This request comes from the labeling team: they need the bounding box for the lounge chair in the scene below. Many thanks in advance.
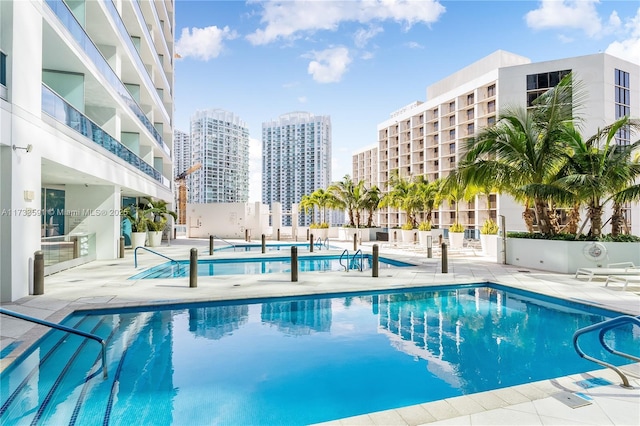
[574,262,639,282]
[604,275,640,291]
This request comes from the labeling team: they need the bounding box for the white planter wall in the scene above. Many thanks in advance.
[505,238,640,273]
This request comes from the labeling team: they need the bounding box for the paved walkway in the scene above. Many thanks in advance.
[1,237,639,425]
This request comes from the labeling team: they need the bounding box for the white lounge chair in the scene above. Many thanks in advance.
[574,262,639,282]
[605,275,640,291]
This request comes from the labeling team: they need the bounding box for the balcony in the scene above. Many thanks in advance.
[45,0,170,156]
[42,84,169,187]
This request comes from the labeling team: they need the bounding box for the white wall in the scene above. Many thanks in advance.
[187,202,270,239]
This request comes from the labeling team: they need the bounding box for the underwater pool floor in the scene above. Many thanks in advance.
[1,238,639,425]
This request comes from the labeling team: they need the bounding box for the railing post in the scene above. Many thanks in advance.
[277,228,280,241]
[353,233,357,251]
[309,233,314,252]
[291,246,298,282]
[209,235,214,256]
[262,234,266,253]
[427,235,433,258]
[441,242,448,273]
[189,248,198,288]
[306,228,309,240]
[119,236,125,258]
[245,229,249,242]
[33,250,44,295]
[372,244,379,278]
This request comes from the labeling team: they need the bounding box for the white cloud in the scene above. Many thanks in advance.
[361,51,375,60]
[248,137,262,202]
[307,47,352,83]
[298,96,308,103]
[354,25,383,48]
[176,26,238,61]
[405,41,424,49]
[525,0,603,38]
[605,7,640,63]
[246,0,445,45]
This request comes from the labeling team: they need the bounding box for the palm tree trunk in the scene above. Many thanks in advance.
[565,203,580,234]
[587,202,603,237]
[522,207,535,233]
[534,198,555,236]
[610,202,623,237]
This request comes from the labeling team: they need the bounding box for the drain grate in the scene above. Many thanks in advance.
[551,391,592,408]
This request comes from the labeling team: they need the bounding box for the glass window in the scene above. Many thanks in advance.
[0,51,6,86]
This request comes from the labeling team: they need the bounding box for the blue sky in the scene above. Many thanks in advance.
[173,0,640,202]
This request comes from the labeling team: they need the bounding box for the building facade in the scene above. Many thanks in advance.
[189,109,249,204]
[0,0,175,301]
[365,51,639,235]
[262,112,332,226]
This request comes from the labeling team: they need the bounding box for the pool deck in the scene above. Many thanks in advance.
[1,237,639,425]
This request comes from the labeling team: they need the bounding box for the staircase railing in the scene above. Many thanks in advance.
[339,249,349,271]
[134,246,180,273]
[0,308,108,379]
[573,315,640,388]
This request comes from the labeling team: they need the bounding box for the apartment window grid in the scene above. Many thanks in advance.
[614,68,631,145]
[526,69,571,107]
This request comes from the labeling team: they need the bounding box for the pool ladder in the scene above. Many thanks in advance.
[339,249,364,272]
[0,308,108,379]
[315,237,329,250]
[134,246,181,274]
[573,315,640,388]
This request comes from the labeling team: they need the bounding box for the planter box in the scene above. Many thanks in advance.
[131,232,146,249]
[418,230,433,246]
[448,232,464,249]
[147,231,162,247]
[480,234,498,258]
[505,238,640,273]
[402,229,416,244]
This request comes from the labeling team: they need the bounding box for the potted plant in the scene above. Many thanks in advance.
[310,222,329,240]
[448,222,465,249]
[142,198,177,247]
[479,218,499,257]
[401,222,416,244]
[418,221,432,246]
[122,205,148,249]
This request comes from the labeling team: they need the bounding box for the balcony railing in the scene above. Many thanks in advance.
[45,0,170,155]
[105,0,170,120]
[42,84,169,187]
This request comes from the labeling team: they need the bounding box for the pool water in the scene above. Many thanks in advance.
[129,254,412,279]
[1,285,637,425]
[216,242,340,252]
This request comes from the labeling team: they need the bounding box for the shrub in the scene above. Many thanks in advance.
[449,222,465,233]
[418,221,432,231]
[506,232,640,242]
[310,222,329,229]
[480,219,499,235]
[401,223,414,230]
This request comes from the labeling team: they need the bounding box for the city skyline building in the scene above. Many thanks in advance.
[0,0,176,302]
[188,109,250,204]
[262,111,332,227]
[356,50,639,236]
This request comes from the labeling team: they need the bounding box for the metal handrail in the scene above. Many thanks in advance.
[0,308,108,379]
[315,237,323,250]
[339,249,349,271]
[134,246,180,271]
[573,315,640,388]
[323,237,329,249]
[213,235,237,249]
[351,249,364,272]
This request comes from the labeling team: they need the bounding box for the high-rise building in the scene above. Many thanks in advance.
[173,129,191,182]
[262,112,332,226]
[189,109,249,203]
[0,0,175,302]
[362,51,639,235]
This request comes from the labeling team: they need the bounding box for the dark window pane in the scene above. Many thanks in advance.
[538,73,549,88]
[527,74,537,90]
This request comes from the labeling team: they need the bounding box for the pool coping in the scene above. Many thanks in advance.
[1,239,639,424]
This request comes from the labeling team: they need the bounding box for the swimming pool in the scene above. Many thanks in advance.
[129,254,412,279]
[216,242,340,252]
[1,284,637,425]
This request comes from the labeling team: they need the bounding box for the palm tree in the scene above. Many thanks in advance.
[362,185,381,227]
[328,175,358,226]
[414,176,441,225]
[440,172,477,229]
[459,73,582,236]
[558,116,640,237]
[379,172,423,228]
[300,189,334,225]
